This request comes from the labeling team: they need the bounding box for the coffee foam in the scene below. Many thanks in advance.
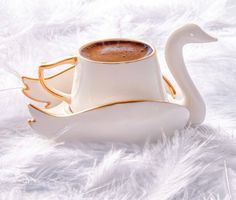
[80,40,152,62]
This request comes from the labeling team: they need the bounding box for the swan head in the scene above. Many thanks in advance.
[174,24,218,44]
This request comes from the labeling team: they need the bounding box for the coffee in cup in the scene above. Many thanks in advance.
[80,40,153,62]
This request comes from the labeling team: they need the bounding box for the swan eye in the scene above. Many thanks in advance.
[190,33,194,37]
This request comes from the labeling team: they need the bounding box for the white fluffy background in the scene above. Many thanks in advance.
[0,0,236,199]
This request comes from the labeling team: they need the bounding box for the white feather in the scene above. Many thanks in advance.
[0,0,236,199]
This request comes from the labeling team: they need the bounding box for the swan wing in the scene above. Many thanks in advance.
[22,66,75,108]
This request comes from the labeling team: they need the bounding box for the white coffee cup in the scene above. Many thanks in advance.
[38,38,167,112]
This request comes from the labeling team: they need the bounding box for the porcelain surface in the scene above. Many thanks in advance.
[28,101,189,142]
[21,24,218,142]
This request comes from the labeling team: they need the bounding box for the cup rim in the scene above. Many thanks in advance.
[78,38,156,64]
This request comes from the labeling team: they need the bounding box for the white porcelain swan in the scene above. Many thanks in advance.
[165,24,217,124]
[22,24,217,142]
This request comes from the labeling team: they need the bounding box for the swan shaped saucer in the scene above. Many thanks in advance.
[21,24,217,142]
[27,101,189,142]
[22,64,188,142]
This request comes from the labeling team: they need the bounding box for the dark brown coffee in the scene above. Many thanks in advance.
[80,40,152,62]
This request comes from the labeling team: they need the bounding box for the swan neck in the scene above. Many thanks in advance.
[165,33,206,124]
[165,39,197,98]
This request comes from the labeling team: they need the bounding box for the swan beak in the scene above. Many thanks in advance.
[202,32,218,42]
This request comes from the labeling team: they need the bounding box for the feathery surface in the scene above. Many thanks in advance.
[0,0,236,199]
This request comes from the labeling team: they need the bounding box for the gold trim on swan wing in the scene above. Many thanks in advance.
[27,118,36,125]
[162,75,176,99]
[22,65,75,81]
[21,56,77,108]
[38,56,77,104]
